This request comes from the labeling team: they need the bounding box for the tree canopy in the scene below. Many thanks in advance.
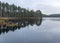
[0,1,42,18]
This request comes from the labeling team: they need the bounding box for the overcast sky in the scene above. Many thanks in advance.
[0,0,60,15]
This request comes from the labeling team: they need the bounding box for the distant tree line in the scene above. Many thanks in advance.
[43,14,60,17]
[0,1,42,18]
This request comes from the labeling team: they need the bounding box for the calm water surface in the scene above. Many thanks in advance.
[0,18,60,43]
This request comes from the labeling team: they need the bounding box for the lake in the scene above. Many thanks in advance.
[0,17,60,43]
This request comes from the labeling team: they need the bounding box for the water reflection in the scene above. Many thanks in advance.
[43,17,60,21]
[0,18,42,35]
[50,19,60,21]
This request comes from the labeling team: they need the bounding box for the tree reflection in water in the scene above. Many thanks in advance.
[0,18,42,35]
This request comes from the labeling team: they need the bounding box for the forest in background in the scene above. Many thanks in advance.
[43,14,60,17]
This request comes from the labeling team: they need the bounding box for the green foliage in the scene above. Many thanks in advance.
[0,1,42,18]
